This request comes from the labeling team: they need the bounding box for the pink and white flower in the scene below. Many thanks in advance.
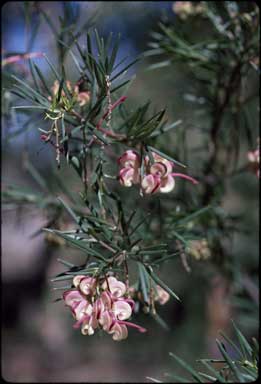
[109,322,128,341]
[119,167,140,187]
[78,276,96,295]
[102,276,127,298]
[141,174,161,194]
[118,150,141,187]
[118,150,198,195]
[154,285,170,305]
[63,275,146,341]
[112,300,132,320]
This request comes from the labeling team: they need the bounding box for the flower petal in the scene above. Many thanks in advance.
[118,150,140,168]
[99,310,113,332]
[154,285,170,305]
[119,167,135,187]
[141,174,161,194]
[112,300,132,320]
[160,175,175,193]
[109,322,128,341]
[104,276,127,298]
[79,276,96,295]
[63,289,85,307]
[73,275,86,288]
[150,162,168,177]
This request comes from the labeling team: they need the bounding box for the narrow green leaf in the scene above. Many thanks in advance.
[232,320,253,359]
[28,58,41,93]
[110,57,139,82]
[147,146,186,168]
[151,312,170,331]
[33,63,51,95]
[108,33,120,74]
[57,258,75,268]
[40,8,58,37]
[200,360,226,382]
[176,206,212,226]
[12,105,48,110]
[138,262,149,304]
[57,196,79,224]
[150,119,182,138]
[169,353,204,382]
[43,54,61,81]
[43,229,108,262]
[216,339,244,382]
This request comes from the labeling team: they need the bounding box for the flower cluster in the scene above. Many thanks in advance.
[247,138,260,178]
[186,239,211,261]
[49,80,90,107]
[63,275,146,341]
[118,150,198,195]
[172,1,206,20]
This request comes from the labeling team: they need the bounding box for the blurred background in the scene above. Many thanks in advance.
[2,1,259,382]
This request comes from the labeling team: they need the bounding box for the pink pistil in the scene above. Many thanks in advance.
[118,320,147,333]
[171,173,198,185]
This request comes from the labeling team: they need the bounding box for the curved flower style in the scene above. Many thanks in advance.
[63,275,146,341]
[118,150,198,195]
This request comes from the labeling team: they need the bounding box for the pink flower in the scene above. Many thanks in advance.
[73,300,92,321]
[118,150,140,169]
[63,275,146,341]
[112,300,132,320]
[78,276,96,295]
[109,322,128,341]
[119,167,140,187]
[81,312,99,335]
[141,174,161,194]
[63,289,92,321]
[159,174,176,193]
[99,310,113,332]
[149,154,173,176]
[119,150,198,195]
[77,91,90,106]
[102,276,127,298]
[100,290,113,310]
[63,289,85,308]
[73,275,86,288]
[154,285,170,305]
[118,150,141,187]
